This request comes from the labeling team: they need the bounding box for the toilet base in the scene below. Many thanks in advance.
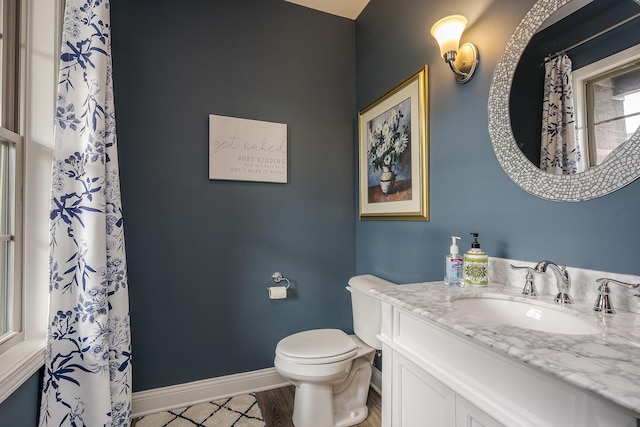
[332,356,372,427]
[290,355,373,427]
[292,382,335,427]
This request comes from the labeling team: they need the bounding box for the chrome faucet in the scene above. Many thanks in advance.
[593,278,640,314]
[534,260,573,304]
[510,264,539,297]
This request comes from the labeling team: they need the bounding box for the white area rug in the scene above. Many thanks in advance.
[134,393,265,427]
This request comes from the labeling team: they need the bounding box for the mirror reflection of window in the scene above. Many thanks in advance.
[574,51,640,166]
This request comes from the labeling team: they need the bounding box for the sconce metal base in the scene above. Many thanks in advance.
[448,43,479,84]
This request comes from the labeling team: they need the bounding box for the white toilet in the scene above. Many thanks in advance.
[274,274,394,427]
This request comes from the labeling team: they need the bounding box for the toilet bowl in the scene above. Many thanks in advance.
[273,274,395,427]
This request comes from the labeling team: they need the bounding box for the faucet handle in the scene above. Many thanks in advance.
[593,278,640,314]
[510,264,540,297]
[596,277,640,289]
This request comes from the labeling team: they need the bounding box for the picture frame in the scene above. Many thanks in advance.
[358,66,429,220]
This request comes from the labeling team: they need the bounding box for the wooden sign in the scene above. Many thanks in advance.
[209,114,287,183]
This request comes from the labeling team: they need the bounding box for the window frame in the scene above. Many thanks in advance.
[0,0,24,356]
[573,44,640,167]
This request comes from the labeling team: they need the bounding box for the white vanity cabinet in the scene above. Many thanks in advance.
[390,350,455,427]
[378,300,638,427]
[389,349,501,427]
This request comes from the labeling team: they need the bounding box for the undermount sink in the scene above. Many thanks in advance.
[445,296,601,335]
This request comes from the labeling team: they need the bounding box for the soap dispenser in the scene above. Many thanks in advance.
[463,233,488,286]
[444,236,464,287]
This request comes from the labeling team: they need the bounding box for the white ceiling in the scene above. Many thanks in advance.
[284,0,370,20]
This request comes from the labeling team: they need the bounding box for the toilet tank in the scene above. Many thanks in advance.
[347,274,397,350]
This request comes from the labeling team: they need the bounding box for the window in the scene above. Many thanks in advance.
[0,0,58,403]
[0,129,22,352]
[0,0,23,356]
[574,46,640,167]
[585,62,640,165]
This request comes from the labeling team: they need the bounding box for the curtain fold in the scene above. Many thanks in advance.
[40,1,132,426]
[540,53,585,174]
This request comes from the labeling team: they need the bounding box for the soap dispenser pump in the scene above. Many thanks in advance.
[444,236,464,287]
[463,232,488,286]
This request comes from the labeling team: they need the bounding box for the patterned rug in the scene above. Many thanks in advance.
[134,393,265,427]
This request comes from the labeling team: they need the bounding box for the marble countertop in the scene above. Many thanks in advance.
[370,280,640,416]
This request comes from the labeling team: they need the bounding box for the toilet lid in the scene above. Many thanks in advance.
[276,329,358,364]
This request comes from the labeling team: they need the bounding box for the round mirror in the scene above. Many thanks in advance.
[489,0,640,201]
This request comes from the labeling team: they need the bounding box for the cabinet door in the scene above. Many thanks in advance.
[392,352,456,427]
[456,395,503,427]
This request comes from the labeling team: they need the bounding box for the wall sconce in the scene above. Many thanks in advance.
[430,15,478,84]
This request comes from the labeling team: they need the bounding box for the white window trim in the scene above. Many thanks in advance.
[0,339,45,402]
[0,0,62,403]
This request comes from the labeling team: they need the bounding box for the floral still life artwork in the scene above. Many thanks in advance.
[358,66,429,221]
[366,98,412,203]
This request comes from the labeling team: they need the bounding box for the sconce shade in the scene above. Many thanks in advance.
[430,14,478,83]
[430,15,467,57]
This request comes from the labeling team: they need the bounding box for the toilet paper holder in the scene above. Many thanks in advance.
[271,272,291,289]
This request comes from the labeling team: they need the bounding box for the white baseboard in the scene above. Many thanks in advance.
[132,367,289,417]
[132,365,384,418]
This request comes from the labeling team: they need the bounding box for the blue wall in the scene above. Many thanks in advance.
[0,372,41,426]
[355,0,640,283]
[110,0,357,391]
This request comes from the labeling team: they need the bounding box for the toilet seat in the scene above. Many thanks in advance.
[276,329,358,365]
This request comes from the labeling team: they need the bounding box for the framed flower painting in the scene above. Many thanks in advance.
[358,66,429,220]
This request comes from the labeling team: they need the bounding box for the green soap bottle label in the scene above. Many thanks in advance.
[464,253,488,286]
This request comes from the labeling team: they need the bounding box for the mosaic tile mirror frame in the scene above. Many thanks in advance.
[488,0,640,202]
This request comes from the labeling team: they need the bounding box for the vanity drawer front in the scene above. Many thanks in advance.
[393,309,456,364]
[392,352,456,427]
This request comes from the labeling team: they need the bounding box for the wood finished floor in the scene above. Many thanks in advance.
[255,385,381,427]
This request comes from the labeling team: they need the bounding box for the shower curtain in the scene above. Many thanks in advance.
[540,53,584,174]
[39,1,131,426]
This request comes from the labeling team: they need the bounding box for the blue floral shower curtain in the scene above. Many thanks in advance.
[39,1,132,426]
[540,53,585,174]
